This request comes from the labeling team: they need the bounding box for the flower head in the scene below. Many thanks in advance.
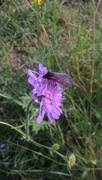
[31,0,42,5]
[67,153,76,169]
[28,64,64,124]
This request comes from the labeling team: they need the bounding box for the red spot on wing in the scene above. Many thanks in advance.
[50,76,55,80]
[63,81,67,85]
[57,77,62,83]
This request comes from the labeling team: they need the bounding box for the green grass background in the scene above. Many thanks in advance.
[0,0,102,179]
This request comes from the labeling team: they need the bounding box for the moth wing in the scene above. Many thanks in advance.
[52,72,72,87]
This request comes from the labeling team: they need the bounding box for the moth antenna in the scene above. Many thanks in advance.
[31,70,39,76]
[33,63,43,75]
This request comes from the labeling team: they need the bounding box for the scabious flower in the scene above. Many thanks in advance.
[28,64,64,124]
[31,0,42,5]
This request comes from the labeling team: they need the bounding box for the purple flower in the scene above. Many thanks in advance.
[0,143,6,149]
[28,64,64,124]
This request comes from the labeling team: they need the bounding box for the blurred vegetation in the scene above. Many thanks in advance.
[0,0,102,179]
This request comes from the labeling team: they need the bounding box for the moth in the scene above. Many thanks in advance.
[43,72,72,87]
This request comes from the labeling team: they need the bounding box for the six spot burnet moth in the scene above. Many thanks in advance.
[43,71,72,88]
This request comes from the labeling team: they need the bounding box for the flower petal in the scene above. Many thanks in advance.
[28,69,37,80]
[47,111,54,123]
[28,77,37,87]
[37,109,45,124]
[39,64,48,75]
[31,89,38,102]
